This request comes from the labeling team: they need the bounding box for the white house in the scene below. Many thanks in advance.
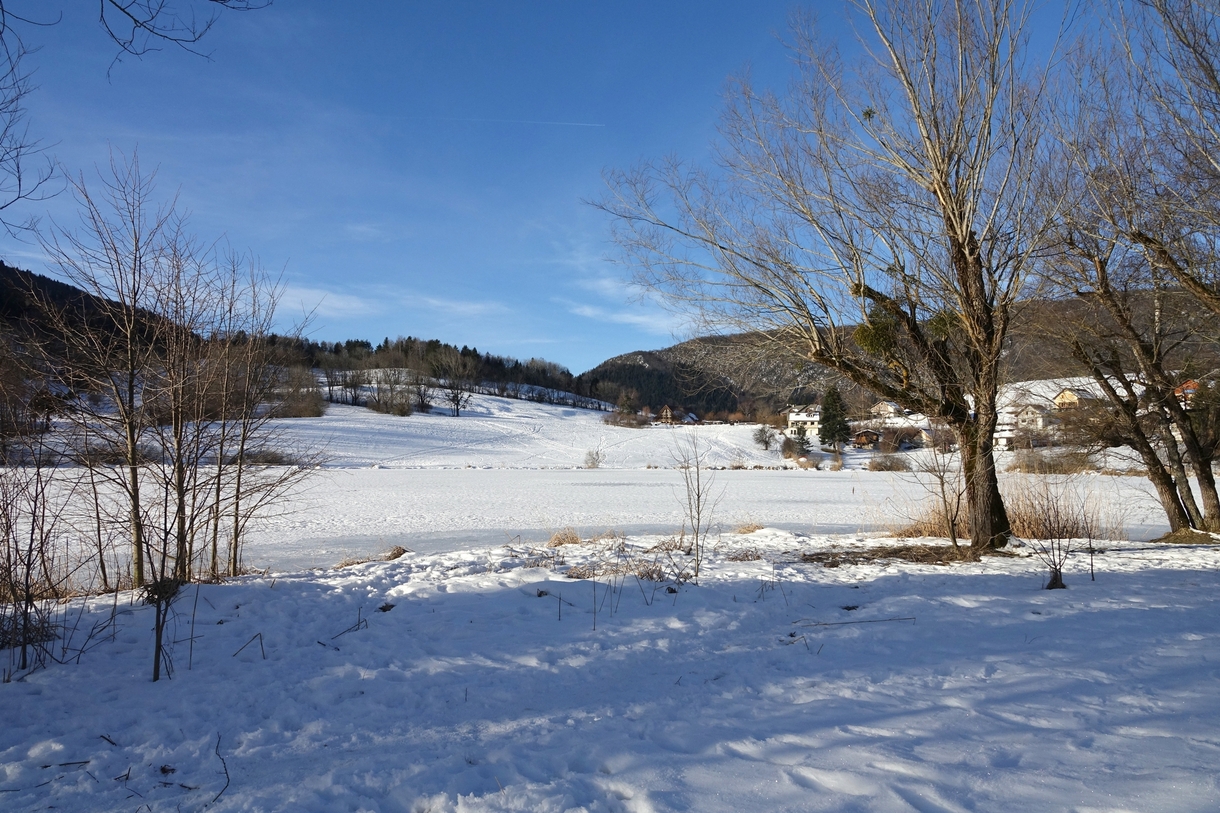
[1016,404,1053,431]
[786,405,820,438]
[870,400,905,417]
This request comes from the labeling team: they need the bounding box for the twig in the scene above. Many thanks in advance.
[189,584,201,670]
[794,616,916,628]
[232,633,265,659]
[635,573,652,606]
[331,607,368,639]
[99,734,118,746]
[208,734,230,806]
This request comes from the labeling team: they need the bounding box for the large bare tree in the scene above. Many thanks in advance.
[599,0,1066,550]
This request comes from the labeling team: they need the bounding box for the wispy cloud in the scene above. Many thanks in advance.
[282,285,385,319]
[343,222,383,241]
[419,296,509,318]
[563,301,680,335]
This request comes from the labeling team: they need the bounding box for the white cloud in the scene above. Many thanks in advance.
[563,301,681,335]
[419,296,509,318]
[343,223,383,241]
[281,285,385,319]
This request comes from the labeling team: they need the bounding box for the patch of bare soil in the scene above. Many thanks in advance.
[799,544,1016,568]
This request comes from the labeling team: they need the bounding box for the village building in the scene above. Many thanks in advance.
[870,400,905,418]
[852,428,881,449]
[785,405,820,438]
[1053,387,1099,410]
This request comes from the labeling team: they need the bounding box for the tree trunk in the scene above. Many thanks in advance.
[957,419,1011,550]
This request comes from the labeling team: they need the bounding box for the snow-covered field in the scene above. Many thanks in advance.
[243,399,1169,571]
[5,395,1219,812]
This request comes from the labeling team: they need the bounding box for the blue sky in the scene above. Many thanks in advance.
[0,1,816,373]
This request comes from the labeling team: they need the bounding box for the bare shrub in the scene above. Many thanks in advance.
[547,527,582,547]
[828,455,844,471]
[275,366,327,418]
[724,546,763,562]
[752,425,777,450]
[229,448,298,466]
[868,454,910,472]
[1004,479,1098,589]
[794,454,820,469]
[603,411,650,428]
[1007,450,1096,475]
[584,447,603,469]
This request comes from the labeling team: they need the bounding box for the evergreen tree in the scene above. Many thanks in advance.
[819,386,851,450]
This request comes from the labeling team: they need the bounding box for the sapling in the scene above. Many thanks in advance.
[671,430,723,585]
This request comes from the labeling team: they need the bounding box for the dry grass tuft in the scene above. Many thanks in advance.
[892,504,968,539]
[566,558,666,581]
[547,527,583,547]
[724,546,764,562]
[734,523,765,534]
[646,534,689,553]
[1004,480,1099,540]
[1006,450,1096,475]
[384,546,409,561]
[868,454,910,471]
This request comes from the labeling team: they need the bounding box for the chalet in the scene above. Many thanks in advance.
[786,405,820,438]
[655,405,677,425]
[852,429,880,449]
[870,400,905,418]
[1016,404,1053,431]
[1052,387,1099,410]
[1175,380,1199,407]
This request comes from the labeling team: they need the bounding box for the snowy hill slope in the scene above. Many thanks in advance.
[271,397,780,470]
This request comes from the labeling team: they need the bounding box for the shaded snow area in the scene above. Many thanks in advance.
[5,532,1220,812]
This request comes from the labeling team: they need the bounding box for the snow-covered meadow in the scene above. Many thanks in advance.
[4,395,1219,812]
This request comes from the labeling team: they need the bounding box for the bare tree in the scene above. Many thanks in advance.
[1045,37,1220,531]
[672,430,722,584]
[35,154,311,679]
[41,154,172,588]
[598,0,1067,550]
[436,351,476,417]
[1122,0,1220,316]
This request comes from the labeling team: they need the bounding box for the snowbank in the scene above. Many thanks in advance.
[4,531,1220,812]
